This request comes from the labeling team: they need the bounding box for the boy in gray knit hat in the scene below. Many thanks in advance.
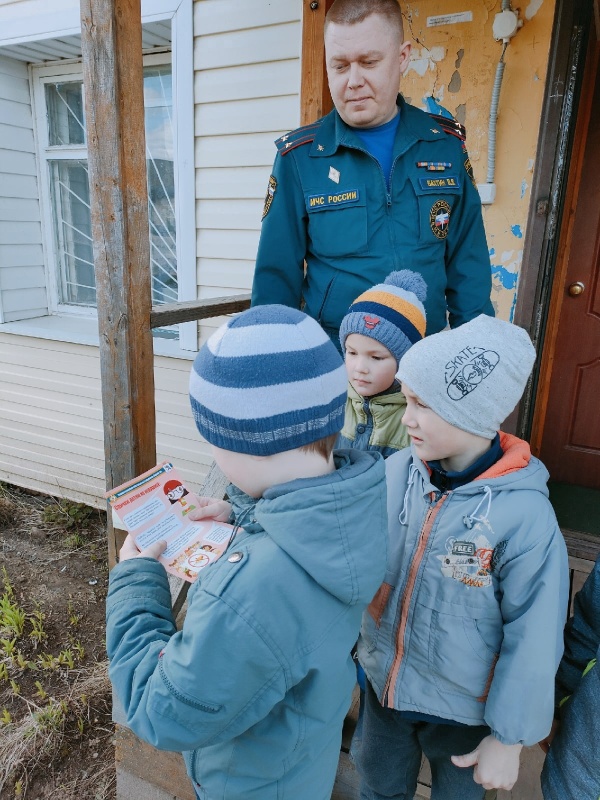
[338,269,427,458]
[354,314,570,800]
[106,304,388,800]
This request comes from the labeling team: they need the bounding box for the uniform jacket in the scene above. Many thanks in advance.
[337,382,409,459]
[252,95,493,339]
[541,556,600,800]
[358,433,569,746]
[106,450,387,800]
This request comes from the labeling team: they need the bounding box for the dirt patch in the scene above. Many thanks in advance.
[0,485,114,800]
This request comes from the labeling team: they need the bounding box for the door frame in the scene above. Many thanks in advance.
[513,0,596,440]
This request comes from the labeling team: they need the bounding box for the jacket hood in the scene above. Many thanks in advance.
[408,432,551,532]
[252,449,387,605]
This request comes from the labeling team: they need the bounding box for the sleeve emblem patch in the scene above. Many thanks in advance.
[262,175,277,220]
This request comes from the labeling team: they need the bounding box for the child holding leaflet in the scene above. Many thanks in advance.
[105,305,388,800]
[355,314,569,799]
[337,269,427,458]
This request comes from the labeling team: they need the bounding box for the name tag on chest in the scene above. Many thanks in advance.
[418,175,461,191]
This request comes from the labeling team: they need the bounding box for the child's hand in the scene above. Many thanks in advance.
[188,497,232,523]
[119,534,167,563]
[451,734,522,791]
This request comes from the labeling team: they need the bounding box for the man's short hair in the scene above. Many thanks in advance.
[298,433,339,461]
[325,0,404,39]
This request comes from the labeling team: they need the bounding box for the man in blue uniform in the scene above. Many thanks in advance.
[252,0,494,346]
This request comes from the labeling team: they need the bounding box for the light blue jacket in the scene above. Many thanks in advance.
[106,450,387,799]
[358,433,569,746]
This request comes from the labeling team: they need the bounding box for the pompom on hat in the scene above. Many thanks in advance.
[397,314,536,440]
[339,270,427,364]
[189,305,347,456]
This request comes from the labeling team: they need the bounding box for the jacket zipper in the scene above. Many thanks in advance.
[382,493,447,707]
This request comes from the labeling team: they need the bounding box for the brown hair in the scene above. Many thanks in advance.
[298,432,339,461]
[325,0,404,39]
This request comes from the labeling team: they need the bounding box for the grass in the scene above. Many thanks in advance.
[0,485,113,799]
[0,660,112,797]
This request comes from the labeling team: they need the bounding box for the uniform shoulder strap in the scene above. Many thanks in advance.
[275,120,322,155]
[427,112,466,142]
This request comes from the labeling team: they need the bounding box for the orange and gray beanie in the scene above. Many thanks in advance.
[339,270,427,366]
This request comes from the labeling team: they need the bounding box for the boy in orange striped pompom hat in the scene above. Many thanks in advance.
[337,269,427,459]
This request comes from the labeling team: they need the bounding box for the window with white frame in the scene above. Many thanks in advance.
[33,55,178,333]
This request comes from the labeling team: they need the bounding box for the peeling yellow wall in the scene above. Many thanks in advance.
[399,0,555,320]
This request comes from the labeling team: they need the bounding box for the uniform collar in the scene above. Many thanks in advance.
[310,95,445,158]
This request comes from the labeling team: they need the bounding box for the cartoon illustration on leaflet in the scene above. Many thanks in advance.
[439,535,494,588]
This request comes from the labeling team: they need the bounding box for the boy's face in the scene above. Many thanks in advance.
[345,333,397,397]
[401,383,490,471]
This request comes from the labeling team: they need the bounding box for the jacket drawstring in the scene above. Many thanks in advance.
[463,486,492,529]
[399,463,419,525]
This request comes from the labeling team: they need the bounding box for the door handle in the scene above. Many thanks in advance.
[568,282,585,297]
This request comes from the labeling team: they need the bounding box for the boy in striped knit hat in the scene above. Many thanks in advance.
[338,270,427,458]
[105,304,388,800]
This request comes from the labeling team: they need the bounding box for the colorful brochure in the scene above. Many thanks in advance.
[105,462,234,582]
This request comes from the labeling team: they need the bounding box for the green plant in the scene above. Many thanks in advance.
[0,580,26,638]
[67,597,80,627]
[33,681,47,701]
[0,708,11,725]
[28,606,46,647]
[57,649,75,670]
[9,679,21,696]
[42,499,98,532]
[34,699,68,732]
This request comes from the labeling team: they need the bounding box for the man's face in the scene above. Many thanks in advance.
[325,14,411,129]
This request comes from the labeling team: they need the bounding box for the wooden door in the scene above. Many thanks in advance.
[537,37,600,490]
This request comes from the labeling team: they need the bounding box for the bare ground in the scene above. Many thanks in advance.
[0,483,115,800]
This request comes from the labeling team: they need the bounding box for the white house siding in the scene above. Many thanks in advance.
[193,0,302,342]
[0,332,213,508]
[0,1,303,506]
[0,54,47,323]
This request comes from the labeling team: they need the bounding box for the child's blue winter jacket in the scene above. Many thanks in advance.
[106,450,387,799]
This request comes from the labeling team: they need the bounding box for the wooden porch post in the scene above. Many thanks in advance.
[80,0,156,568]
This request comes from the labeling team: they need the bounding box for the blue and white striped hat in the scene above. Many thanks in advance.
[189,305,348,456]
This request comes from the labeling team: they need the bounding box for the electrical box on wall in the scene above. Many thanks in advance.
[477,183,497,205]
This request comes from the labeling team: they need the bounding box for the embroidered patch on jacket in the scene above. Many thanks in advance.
[464,156,476,188]
[262,175,277,220]
[439,535,493,588]
[306,189,360,210]
[419,175,460,191]
[363,315,381,330]
[430,199,451,239]
[444,346,500,400]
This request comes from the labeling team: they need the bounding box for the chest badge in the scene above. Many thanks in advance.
[430,199,451,239]
[328,166,340,184]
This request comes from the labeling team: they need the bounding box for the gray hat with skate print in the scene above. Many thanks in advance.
[397,314,536,439]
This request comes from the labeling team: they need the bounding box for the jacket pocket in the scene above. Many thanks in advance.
[428,607,502,699]
[305,184,367,257]
[409,175,462,244]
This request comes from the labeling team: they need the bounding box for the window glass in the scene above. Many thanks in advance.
[44,64,176,315]
[45,82,86,146]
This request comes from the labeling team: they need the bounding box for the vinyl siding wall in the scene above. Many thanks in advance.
[0,54,47,323]
[0,0,302,506]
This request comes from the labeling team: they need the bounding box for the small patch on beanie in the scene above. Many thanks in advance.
[363,314,381,330]
[445,346,500,400]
